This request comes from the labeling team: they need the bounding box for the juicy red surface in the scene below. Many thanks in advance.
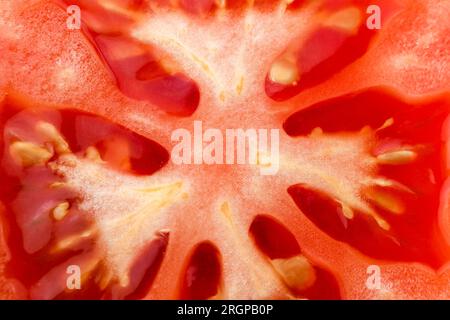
[0,0,449,301]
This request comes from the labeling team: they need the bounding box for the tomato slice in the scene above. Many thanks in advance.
[0,0,449,300]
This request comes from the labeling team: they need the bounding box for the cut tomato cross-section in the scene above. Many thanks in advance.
[0,0,449,300]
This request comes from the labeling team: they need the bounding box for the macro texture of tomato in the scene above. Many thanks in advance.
[0,0,449,299]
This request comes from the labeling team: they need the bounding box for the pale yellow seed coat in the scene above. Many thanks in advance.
[377,150,418,165]
[52,201,70,221]
[272,255,316,291]
[365,189,405,215]
[36,122,71,154]
[269,54,299,85]
[85,146,103,162]
[323,7,362,35]
[9,141,53,167]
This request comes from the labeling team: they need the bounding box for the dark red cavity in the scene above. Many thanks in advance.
[288,182,446,269]
[57,1,201,116]
[179,242,222,300]
[286,0,307,10]
[59,110,169,175]
[125,232,169,299]
[249,215,342,299]
[284,89,413,136]
[249,215,301,259]
[265,0,402,102]
[266,25,376,101]
[92,35,200,116]
[266,0,403,101]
